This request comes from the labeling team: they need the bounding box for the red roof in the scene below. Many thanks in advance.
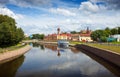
[51,34,57,36]
[80,33,91,37]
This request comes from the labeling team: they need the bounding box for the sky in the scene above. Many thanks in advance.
[0,0,120,35]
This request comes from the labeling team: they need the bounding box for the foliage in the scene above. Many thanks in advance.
[91,27,120,42]
[105,27,111,35]
[31,34,44,40]
[100,36,107,42]
[91,30,108,42]
[70,31,77,34]
[118,27,120,34]
[111,28,118,35]
[0,15,24,47]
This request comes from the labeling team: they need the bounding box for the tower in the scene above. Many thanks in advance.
[86,27,89,33]
[57,28,60,34]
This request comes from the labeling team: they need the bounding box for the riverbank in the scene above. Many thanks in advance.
[0,45,31,64]
[75,44,120,67]
[84,43,120,54]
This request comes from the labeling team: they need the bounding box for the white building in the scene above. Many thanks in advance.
[111,34,120,42]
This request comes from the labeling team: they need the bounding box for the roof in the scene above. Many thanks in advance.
[80,33,91,37]
[71,34,79,36]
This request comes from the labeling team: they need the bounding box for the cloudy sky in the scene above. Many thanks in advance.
[0,0,120,35]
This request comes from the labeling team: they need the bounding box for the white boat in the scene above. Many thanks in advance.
[57,40,69,48]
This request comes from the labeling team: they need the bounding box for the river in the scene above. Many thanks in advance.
[0,43,119,77]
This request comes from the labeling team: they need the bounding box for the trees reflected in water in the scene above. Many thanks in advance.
[0,56,25,77]
[32,43,45,50]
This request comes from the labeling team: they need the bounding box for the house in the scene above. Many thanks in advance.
[71,34,80,41]
[111,34,120,42]
[44,27,93,42]
[44,34,57,41]
[70,27,93,42]
[57,33,67,40]
[79,33,92,42]
[44,28,69,41]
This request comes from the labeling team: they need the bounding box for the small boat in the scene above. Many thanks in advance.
[57,40,69,48]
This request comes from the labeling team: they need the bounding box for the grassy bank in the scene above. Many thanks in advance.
[110,42,120,44]
[84,43,120,54]
[0,43,26,53]
[70,41,120,54]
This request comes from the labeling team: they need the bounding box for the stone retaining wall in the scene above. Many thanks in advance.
[0,45,31,64]
[75,44,120,67]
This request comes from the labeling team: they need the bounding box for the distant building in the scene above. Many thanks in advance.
[111,34,120,42]
[70,27,93,42]
[71,34,80,41]
[57,28,67,40]
[44,28,70,41]
[57,33,67,40]
[44,27,93,42]
[44,34,57,41]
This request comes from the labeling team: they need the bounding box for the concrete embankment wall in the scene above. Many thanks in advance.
[0,45,31,64]
[75,44,120,67]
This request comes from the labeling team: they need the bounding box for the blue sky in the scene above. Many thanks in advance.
[0,0,120,35]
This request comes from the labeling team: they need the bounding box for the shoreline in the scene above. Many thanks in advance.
[75,44,120,67]
[0,45,32,64]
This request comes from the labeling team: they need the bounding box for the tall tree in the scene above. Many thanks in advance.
[111,28,118,35]
[105,27,111,36]
[0,15,24,47]
[118,27,120,34]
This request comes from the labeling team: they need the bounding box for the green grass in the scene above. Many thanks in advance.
[110,42,120,44]
[85,43,120,54]
[0,43,26,53]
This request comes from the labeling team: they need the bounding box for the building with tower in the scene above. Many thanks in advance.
[44,27,93,42]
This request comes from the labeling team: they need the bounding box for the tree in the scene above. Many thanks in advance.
[70,31,77,34]
[105,27,111,36]
[118,27,120,34]
[111,28,118,35]
[31,34,44,40]
[0,15,24,47]
[91,30,108,42]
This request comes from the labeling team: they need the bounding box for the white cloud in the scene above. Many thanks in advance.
[0,7,24,19]
[79,1,100,13]
[49,8,76,16]
[1,0,119,35]
[89,0,120,10]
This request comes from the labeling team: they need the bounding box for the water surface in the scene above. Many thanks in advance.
[0,43,119,77]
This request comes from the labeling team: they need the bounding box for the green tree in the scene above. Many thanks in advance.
[70,31,77,34]
[32,34,44,40]
[111,28,118,35]
[0,15,24,47]
[91,30,108,42]
[105,27,111,36]
[118,27,120,34]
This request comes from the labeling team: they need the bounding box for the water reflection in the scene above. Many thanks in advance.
[78,49,120,77]
[0,56,24,77]
[0,43,119,77]
[32,43,45,50]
